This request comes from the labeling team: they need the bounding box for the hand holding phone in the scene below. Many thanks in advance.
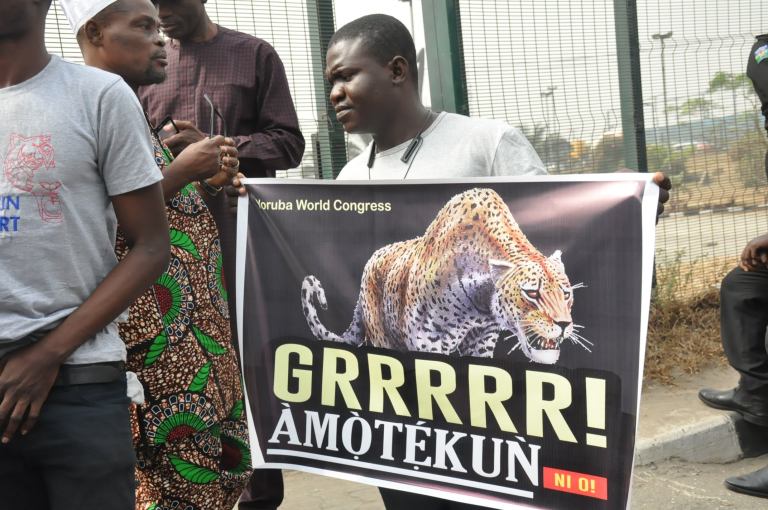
[155,116,180,141]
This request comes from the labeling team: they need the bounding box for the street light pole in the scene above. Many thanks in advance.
[541,86,558,171]
[644,96,658,143]
[652,31,673,162]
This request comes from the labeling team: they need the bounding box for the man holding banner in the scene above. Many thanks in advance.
[323,14,669,203]
[236,13,670,510]
[326,16,542,509]
[324,13,670,509]
[326,15,546,183]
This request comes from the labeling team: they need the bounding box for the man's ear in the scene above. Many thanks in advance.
[389,55,410,86]
[83,19,104,47]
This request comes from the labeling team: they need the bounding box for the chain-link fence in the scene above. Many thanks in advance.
[459,0,768,297]
[638,0,768,296]
[44,0,768,297]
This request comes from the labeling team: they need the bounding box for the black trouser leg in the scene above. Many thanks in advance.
[0,445,48,510]
[0,380,135,510]
[721,267,768,393]
[239,469,285,510]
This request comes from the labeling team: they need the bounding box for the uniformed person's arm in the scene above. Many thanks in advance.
[747,38,768,134]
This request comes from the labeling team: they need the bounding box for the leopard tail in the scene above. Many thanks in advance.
[301,276,365,346]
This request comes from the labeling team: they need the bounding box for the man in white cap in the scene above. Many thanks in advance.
[0,0,170,508]
[72,1,255,510]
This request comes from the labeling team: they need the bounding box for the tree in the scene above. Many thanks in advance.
[592,134,624,173]
[707,72,752,115]
[646,144,687,179]
[729,131,767,188]
[677,97,716,120]
[519,124,571,172]
[708,71,765,144]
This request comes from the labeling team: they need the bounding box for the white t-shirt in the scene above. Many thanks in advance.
[337,111,546,180]
[0,55,163,364]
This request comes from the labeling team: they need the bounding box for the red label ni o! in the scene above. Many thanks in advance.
[542,467,608,500]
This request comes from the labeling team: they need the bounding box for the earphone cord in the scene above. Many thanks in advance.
[367,109,434,180]
[401,136,423,179]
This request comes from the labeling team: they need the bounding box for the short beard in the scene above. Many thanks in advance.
[137,66,167,86]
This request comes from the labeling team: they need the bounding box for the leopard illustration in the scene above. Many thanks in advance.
[301,188,590,364]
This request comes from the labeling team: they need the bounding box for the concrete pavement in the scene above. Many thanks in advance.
[281,471,382,510]
[632,455,768,509]
[278,457,768,510]
[636,366,768,466]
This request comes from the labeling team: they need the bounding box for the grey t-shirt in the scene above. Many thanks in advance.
[337,111,546,180]
[0,55,162,364]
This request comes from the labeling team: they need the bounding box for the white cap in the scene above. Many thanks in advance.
[59,0,118,33]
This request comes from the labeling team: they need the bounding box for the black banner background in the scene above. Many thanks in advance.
[238,179,652,509]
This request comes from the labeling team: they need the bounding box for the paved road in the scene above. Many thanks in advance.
[657,208,768,265]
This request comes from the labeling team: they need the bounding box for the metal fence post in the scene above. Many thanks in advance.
[613,0,648,172]
[422,0,469,115]
[306,0,348,178]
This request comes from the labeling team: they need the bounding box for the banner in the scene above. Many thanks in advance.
[236,176,658,510]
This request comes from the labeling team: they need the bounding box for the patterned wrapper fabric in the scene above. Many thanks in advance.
[115,128,252,510]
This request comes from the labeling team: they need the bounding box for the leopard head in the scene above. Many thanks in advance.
[489,251,576,364]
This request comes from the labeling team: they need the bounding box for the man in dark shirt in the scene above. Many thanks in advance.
[695,37,768,500]
[699,233,768,498]
[747,34,768,180]
[139,1,305,508]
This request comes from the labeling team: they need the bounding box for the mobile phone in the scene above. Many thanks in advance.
[155,116,180,141]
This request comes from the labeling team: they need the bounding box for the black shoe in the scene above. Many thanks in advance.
[725,466,768,498]
[698,387,768,427]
